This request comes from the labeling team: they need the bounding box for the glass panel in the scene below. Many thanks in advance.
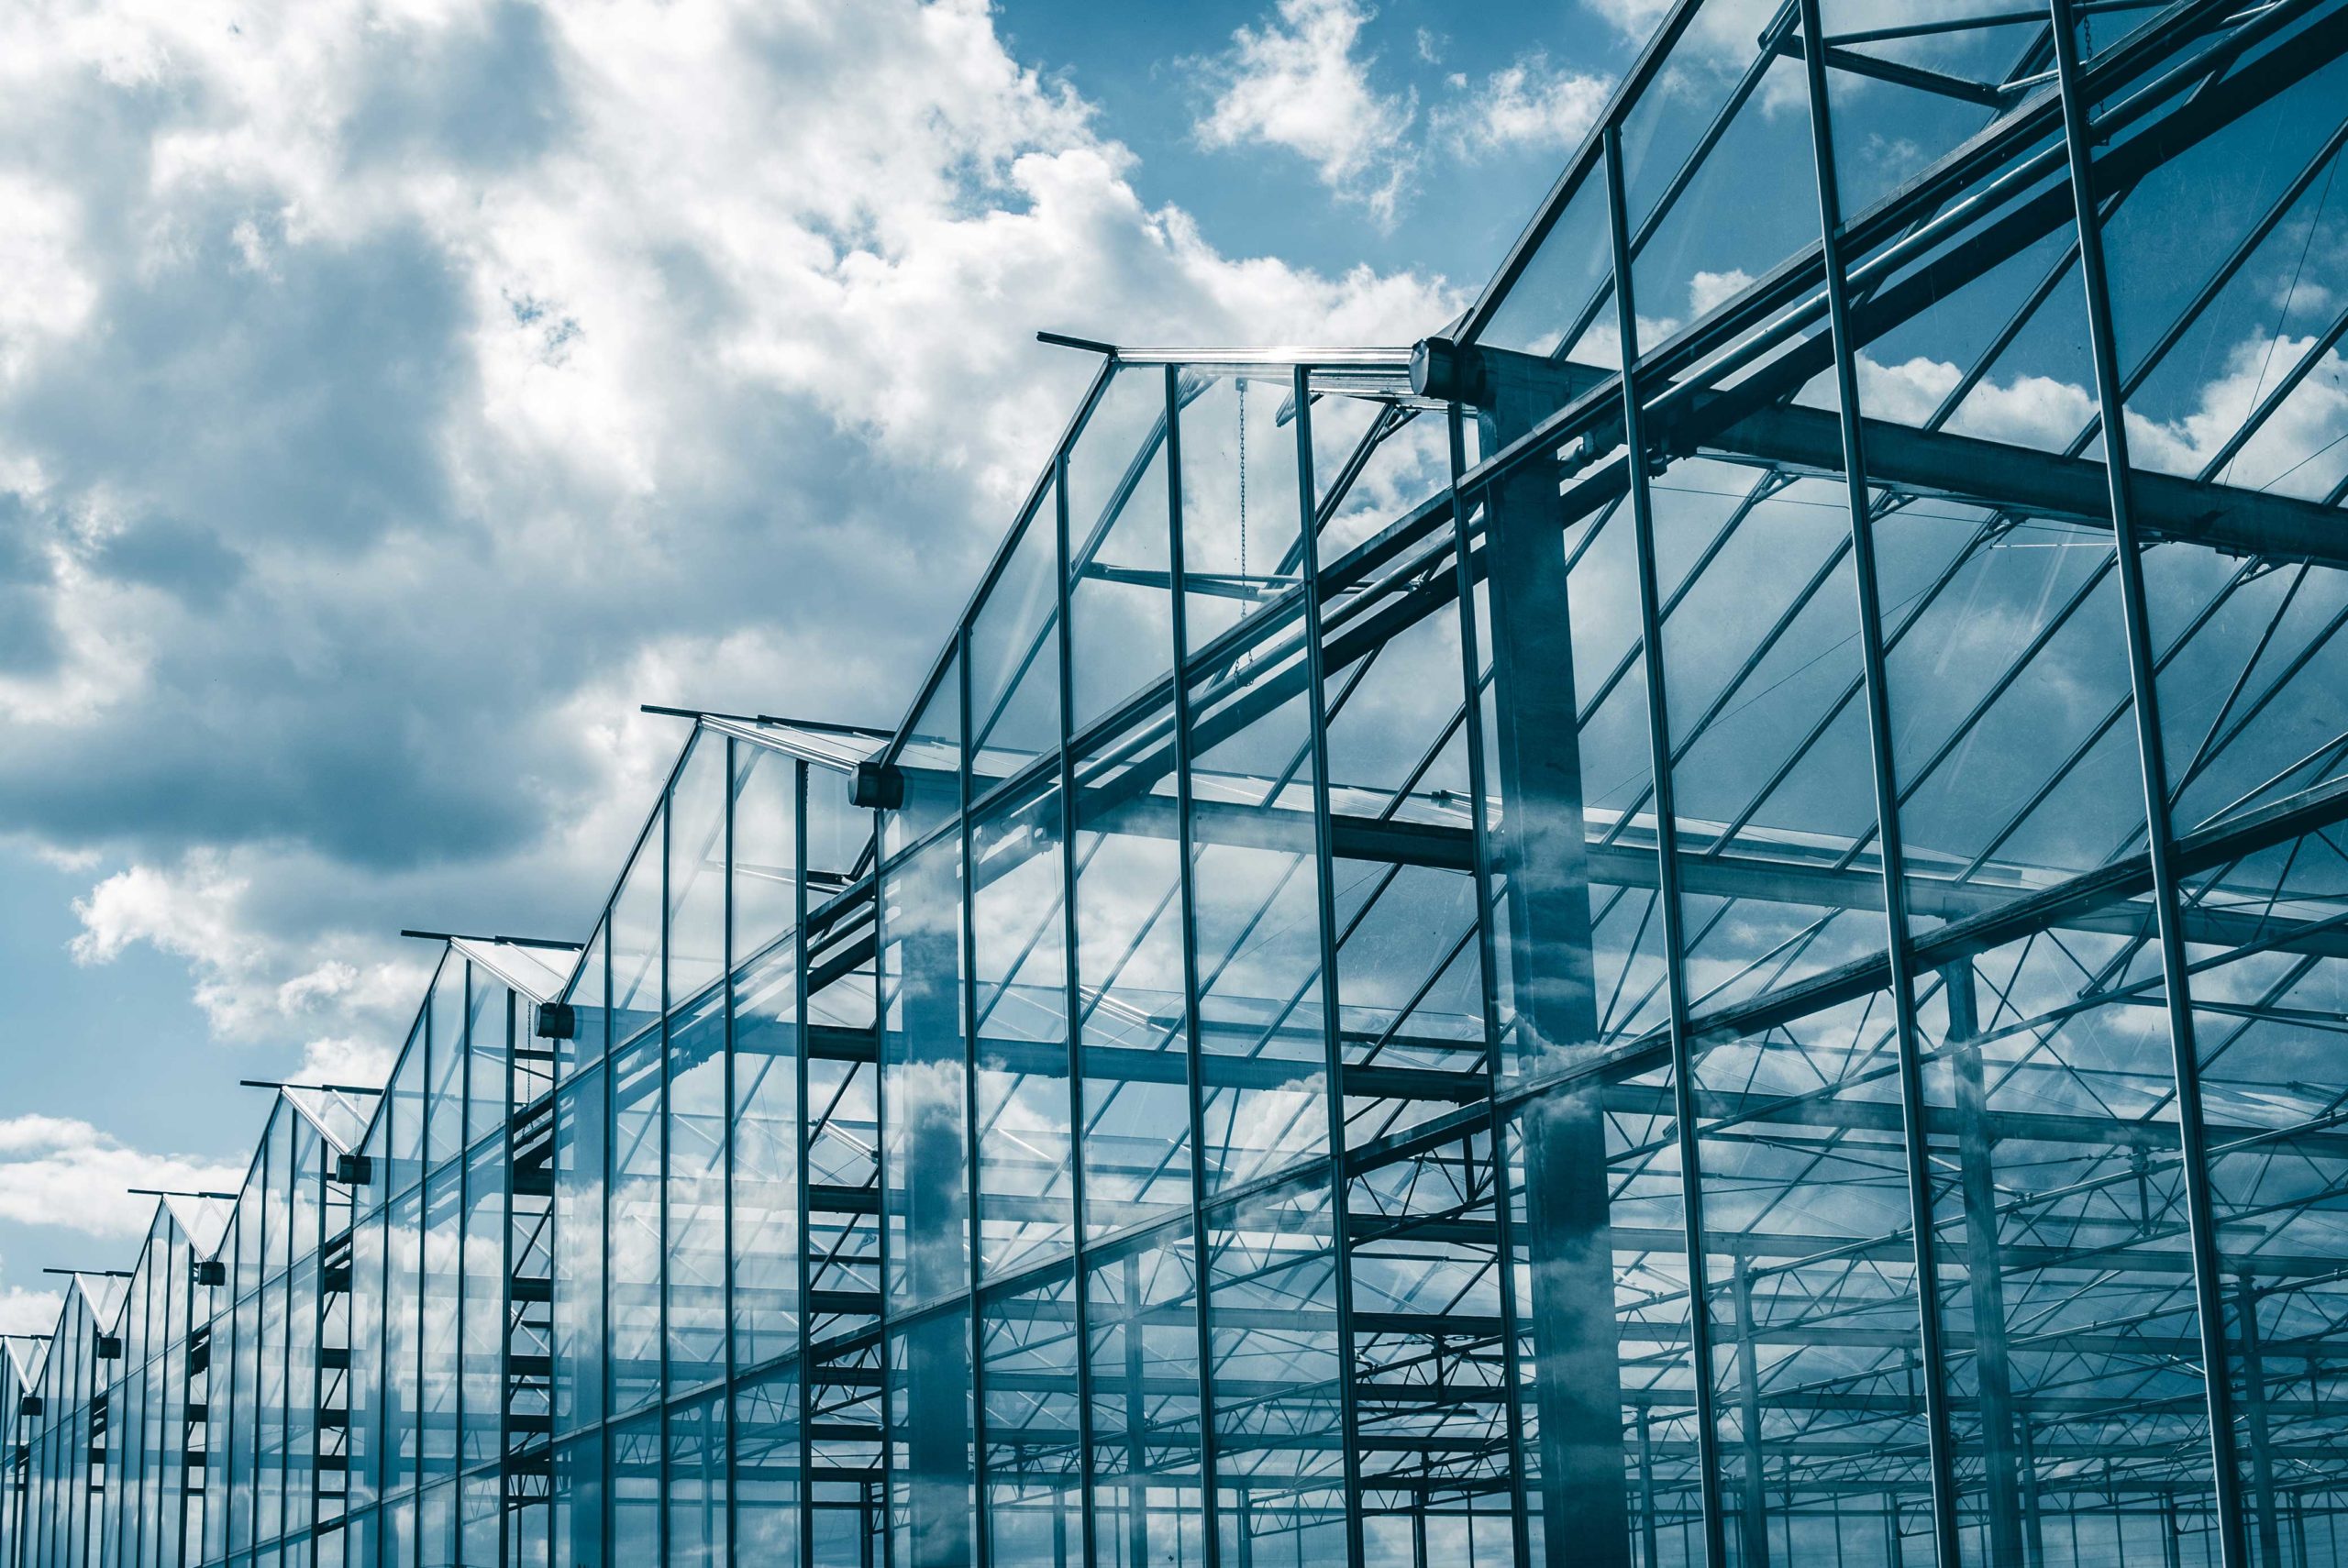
[610,809,665,1047]
[1477,172,1614,364]
[1066,367,1176,734]
[733,743,799,964]
[465,971,507,1149]
[1071,707,1191,1242]
[1348,1137,1513,1563]
[736,1364,802,1567]
[968,493,1062,783]
[1178,370,1301,650]
[553,1433,604,1568]
[609,1415,659,1566]
[1207,1177,1347,1566]
[1815,2,2049,216]
[732,943,802,1370]
[384,1187,422,1494]
[669,1392,726,1568]
[388,1028,426,1197]
[667,989,727,1391]
[669,730,728,1005]
[1186,600,1330,1192]
[892,650,963,858]
[2107,45,2348,1560]
[552,1065,606,1436]
[417,1168,458,1474]
[979,1266,1082,1564]
[563,919,610,1078]
[460,1143,500,1467]
[971,773,1075,1278]
[880,834,970,1308]
[426,961,464,1170]
[1620,22,1816,351]
[1086,1221,1204,1568]
[887,1304,975,1568]
[606,1036,663,1418]
[1320,519,1490,1151]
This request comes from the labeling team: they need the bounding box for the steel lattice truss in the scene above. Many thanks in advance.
[7,4,2348,1568]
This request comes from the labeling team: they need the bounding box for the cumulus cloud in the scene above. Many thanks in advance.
[0,0,1458,1079]
[0,1116,246,1242]
[1194,0,1419,224]
[1689,267,1755,318]
[0,1284,62,1337]
[1857,333,2348,493]
[1434,52,1611,159]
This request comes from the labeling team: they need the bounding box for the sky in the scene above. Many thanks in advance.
[0,0,1670,1332]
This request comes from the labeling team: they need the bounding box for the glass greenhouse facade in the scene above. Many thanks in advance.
[11,2,2348,1565]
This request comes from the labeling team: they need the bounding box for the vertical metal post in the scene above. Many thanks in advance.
[1164,360,1225,1568]
[2046,10,2249,1568]
[1729,1259,1767,1568]
[793,757,814,1568]
[958,621,989,1568]
[1445,403,1537,1568]
[1049,445,1101,1568]
[1945,959,2027,1568]
[1292,361,1368,1568]
[657,794,673,1568]
[1789,6,1966,1563]
[721,735,738,1568]
[2018,1413,2044,1568]
[1604,117,1725,1568]
[2234,1274,2279,1568]
[1637,1410,1659,1568]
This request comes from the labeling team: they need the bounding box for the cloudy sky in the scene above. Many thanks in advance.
[0,0,1667,1330]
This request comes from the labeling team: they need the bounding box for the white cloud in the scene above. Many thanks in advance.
[1689,267,1755,317]
[1434,52,1611,159]
[0,0,1459,1077]
[1856,334,2348,494]
[1194,0,1418,224]
[0,1116,245,1242]
[0,1283,62,1337]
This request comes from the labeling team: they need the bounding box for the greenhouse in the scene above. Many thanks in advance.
[9,1,2348,1565]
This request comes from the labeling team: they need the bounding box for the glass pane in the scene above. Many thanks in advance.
[732,943,802,1369]
[1067,368,1176,734]
[667,990,726,1391]
[1072,708,1191,1242]
[971,774,1075,1278]
[968,494,1062,783]
[735,1364,802,1568]
[1207,1178,1347,1565]
[611,809,664,1047]
[1086,1222,1204,1568]
[733,744,799,964]
[979,1266,1081,1563]
[880,834,970,1308]
[1178,370,1301,650]
[887,1304,974,1568]
[1186,601,1330,1192]
[606,1036,662,1417]
[669,731,727,1004]
[552,1065,605,1436]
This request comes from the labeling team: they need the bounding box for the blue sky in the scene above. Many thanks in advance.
[0,0,1659,1330]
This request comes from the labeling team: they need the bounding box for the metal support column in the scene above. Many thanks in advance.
[1604,118,1726,1568]
[1790,5,1966,1564]
[1729,1259,1767,1568]
[1946,959,2026,1568]
[1292,362,1368,1568]
[2235,1273,2280,1568]
[2047,9,2249,1567]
